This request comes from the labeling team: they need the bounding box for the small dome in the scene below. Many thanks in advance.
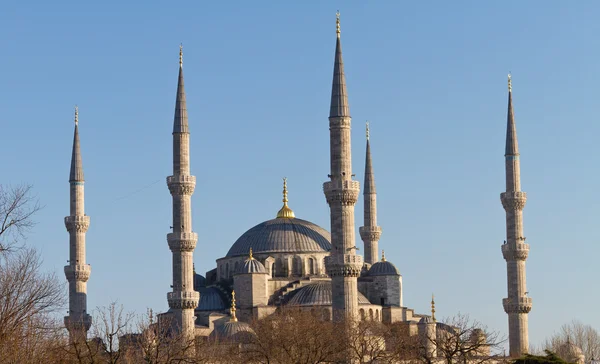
[558,341,585,364]
[419,316,435,324]
[287,281,371,306]
[235,258,267,275]
[226,218,331,257]
[209,321,255,343]
[368,260,400,276]
[196,287,226,311]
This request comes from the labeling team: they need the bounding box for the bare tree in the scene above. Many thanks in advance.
[0,184,41,254]
[0,248,64,359]
[542,320,600,362]
[430,313,505,364]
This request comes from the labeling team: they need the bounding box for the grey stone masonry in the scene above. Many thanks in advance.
[323,15,363,322]
[167,48,199,341]
[64,107,92,335]
[501,75,531,357]
[359,123,381,266]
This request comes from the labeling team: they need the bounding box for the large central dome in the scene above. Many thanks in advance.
[226,217,331,257]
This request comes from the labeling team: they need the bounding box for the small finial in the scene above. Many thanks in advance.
[179,44,183,67]
[249,247,254,260]
[230,290,238,322]
[74,106,79,125]
[366,121,370,141]
[277,177,295,218]
[381,250,386,262]
[508,73,512,92]
[431,294,436,322]
[336,11,341,36]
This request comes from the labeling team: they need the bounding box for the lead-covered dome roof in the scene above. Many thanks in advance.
[235,256,267,274]
[287,281,371,306]
[209,321,255,342]
[368,260,400,276]
[226,217,331,257]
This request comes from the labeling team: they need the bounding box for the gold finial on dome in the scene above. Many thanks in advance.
[276,177,295,219]
[249,247,254,260]
[336,11,341,37]
[508,73,512,92]
[74,106,79,125]
[431,293,436,322]
[381,250,386,262]
[230,290,238,322]
[179,44,183,67]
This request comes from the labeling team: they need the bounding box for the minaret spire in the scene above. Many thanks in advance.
[167,45,199,346]
[500,74,532,357]
[360,121,382,265]
[324,11,363,322]
[431,294,436,322]
[173,44,188,134]
[64,106,92,338]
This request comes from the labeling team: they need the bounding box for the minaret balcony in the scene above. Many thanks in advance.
[64,313,92,332]
[64,215,90,233]
[167,291,200,310]
[323,180,360,205]
[64,264,92,282]
[359,226,382,241]
[502,297,532,314]
[325,254,363,277]
[501,243,530,261]
[167,232,198,252]
[500,191,527,211]
[167,175,196,195]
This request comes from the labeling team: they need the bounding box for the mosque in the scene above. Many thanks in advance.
[61,13,550,359]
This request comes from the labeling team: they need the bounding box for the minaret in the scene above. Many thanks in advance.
[501,74,532,357]
[166,45,199,341]
[64,106,92,337]
[359,122,382,266]
[323,12,363,321]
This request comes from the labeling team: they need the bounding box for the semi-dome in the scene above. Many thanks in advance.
[196,287,226,311]
[235,249,267,274]
[226,179,331,257]
[209,320,255,343]
[227,218,331,257]
[287,281,371,306]
[368,252,400,276]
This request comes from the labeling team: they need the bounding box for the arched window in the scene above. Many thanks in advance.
[359,309,365,321]
[308,258,315,275]
[369,309,374,321]
[375,310,379,321]
[275,258,284,277]
[292,256,302,276]
[271,263,275,277]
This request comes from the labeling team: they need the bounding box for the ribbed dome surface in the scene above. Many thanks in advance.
[235,258,267,274]
[196,287,226,311]
[209,321,255,342]
[368,261,400,276]
[287,281,371,306]
[226,218,331,257]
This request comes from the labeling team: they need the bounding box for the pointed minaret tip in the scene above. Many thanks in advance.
[179,44,183,68]
[336,11,341,37]
[74,105,79,125]
[508,73,512,92]
[69,106,84,182]
[366,121,370,141]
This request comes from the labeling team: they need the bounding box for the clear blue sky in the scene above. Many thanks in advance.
[1,0,598,349]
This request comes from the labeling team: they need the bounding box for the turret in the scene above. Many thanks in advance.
[64,106,92,337]
[500,74,532,356]
[166,45,200,344]
[323,12,363,321]
[359,122,382,266]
